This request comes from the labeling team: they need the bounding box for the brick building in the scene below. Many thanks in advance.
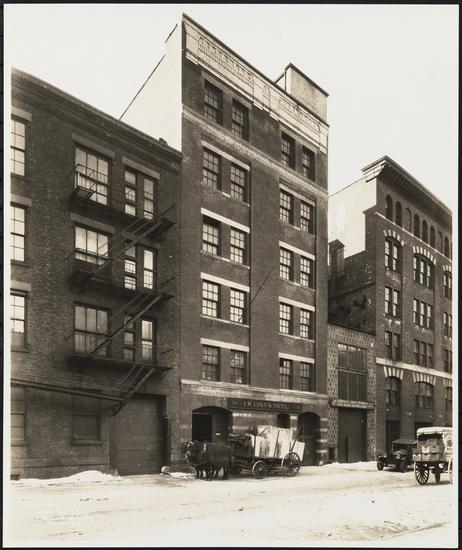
[122,14,330,465]
[328,156,453,454]
[9,69,182,478]
[327,324,376,463]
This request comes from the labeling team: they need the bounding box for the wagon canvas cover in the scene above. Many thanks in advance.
[252,426,305,459]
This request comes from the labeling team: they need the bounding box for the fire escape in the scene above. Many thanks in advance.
[12,165,176,415]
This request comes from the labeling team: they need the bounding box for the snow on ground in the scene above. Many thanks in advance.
[5,463,458,547]
[11,470,128,487]
[328,460,377,470]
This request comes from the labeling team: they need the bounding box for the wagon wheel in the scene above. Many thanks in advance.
[414,463,429,485]
[252,460,267,479]
[433,465,441,484]
[282,452,301,477]
[449,459,453,484]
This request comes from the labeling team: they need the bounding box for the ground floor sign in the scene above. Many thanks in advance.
[227,398,302,412]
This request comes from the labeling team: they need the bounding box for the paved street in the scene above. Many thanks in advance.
[5,462,457,547]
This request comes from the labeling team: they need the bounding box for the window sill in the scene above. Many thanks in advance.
[71,439,103,446]
[11,260,31,267]
[11,346,30,353]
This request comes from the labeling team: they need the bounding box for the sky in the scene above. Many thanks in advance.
[4,4,459,206]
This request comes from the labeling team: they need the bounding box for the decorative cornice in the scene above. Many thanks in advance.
[413,245,436,265]
[376,357,452,381]
[383,365,404,380]
[383,229,405,246]
[183,106,328,200]
[412,371,436,385]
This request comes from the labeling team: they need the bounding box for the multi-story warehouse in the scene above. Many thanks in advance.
[9,69,182,478]
[121,14,330,465]
[328,156,453,454]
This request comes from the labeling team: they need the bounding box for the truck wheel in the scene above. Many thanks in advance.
[398,460,408,473]
[377,459,384,471]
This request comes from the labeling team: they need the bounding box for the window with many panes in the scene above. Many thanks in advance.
[300,201,315,234]
[232,100,249,139]
[11,292,26,347]
[443,312,452,338]
[75,226,109,266]
[125,169,137,216]
[74,304,108,356]
[202,345,220,381]
[231,350,247,384]
[141,319,154,361]
[279,190,294,224]
[11,205,26,262]
[75,147,109,205]
[385,330,401,360]
[230,164,248,202]
[281,134,295,168]
[386,377,400,406]
[338,344,367,371]
[385,287,400,317]
[202,218,220,255]
[143,178,155,220]
[415,382,433,408]
[300,309,314,339]
[300,256,314,288]
[302,147,315,180]
[338,370,367,401]
[73,396,100,441]
[143,249,155,289]
[445,387,452,411]
[443,349,452,373]
[230,289,247,324]
[280,248,293,280]
[11,386,26,442]
[414,340,431,367]
[11,119,26,176]
[204,82,222,124]
[124,246,137,290]
[443,272,452,299]
[300,362,315,392]
[279,303,293,334]
[279,359,292,389]
[202,281,220,317]
[413,255,433,288]
[385,239,401,272]
[413,299,433,329]
[123,316,136,362]
[202,149,221,189]
[230,228,247,264]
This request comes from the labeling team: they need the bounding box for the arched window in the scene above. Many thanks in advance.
[413,214,420,238]
[413,254,434,288]
[415,382,434,409]
[444,236,450,258]
[430,226,435,248]
[422,220,428,243]
[438,231,443,252]
[385,238,402,272]
[385,195,393,221]
[395,202,402,226]
[386,377,400,406]
[406,209,412,231]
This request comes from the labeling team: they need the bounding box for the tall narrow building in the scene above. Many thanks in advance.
[328,156,453,454]
[122,14,330,465]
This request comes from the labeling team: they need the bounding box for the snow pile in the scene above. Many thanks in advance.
[328,461,376,470]
[12,470,127,486]
[167,472,196,479]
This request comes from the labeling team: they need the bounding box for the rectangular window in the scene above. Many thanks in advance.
[300,201,315,234]
[385,239,401,272]
[202,281,220,318]
[11,118,26,176]
[230,164,248,202]
[445,387,452,411]
[230,350,247,384]
[279,303,293,334]
[141,319,154,361]
[302,147,315,181]
[426,304,433,329]
[202,149,221,189]
[281,133,295,168]
[337,343,367,371]
[443,349,452,373]
[124,169,137,216]
[11,293,26,347]
[75,226,109,265]
[124,245,137,290]
[231,100,249,140]
[279,190,294,224]
[230,228,247,264]
[11,386,26,442]
[413,299,418,325]
[413,340,420,365]
[75,147,109,205]
[414,255,433,288]
[386,377,400,406]
[427,343,433,368]
[74,304,108,356]
[123,316,135,362]
[385,287,400,317]
[385,287,391,315]
[73,396,100,441]
[419,302,426,327]
[415,382,433,409]
[300,309,314,339]
[204,82,222,124]
[392,333,401,361]
[143,178,155,220]
[338,371,367,401]
[300,256,314,288]
[280,248,293,280]
[384,331,392,359]
[143,249,155,290]
[300,362,315,392]
[11,205,26,262]
[202,345,220,381]
[443,272,452,299]
[230,289,247,324]
[202,218,220,255]
[443,313,452,338]
[279,359,292,389]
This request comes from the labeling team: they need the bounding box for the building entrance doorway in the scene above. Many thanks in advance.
[338,408,366,463]
[191,407,230,444]
[298,412,319,465]
[277,413,290,428]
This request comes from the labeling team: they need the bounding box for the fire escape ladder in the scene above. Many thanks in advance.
[112,364,157,416]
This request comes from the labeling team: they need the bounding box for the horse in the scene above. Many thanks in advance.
[184,441,231,481]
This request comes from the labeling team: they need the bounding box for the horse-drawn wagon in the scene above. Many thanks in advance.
[413,427,453,485]
[228,425,304,479]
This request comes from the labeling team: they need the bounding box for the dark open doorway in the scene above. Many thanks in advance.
[191,407,230,444]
